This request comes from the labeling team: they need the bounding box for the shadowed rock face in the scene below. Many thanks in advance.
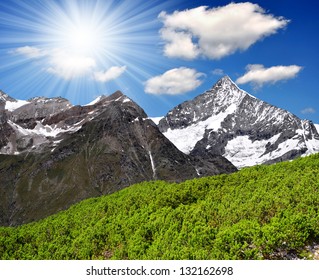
[158,76,319,168]
[0,90,236,226]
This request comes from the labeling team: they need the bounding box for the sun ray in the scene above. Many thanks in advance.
[0,0,182,107]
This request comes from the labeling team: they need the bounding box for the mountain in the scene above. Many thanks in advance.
[158,76,319,168]
[0,90,236,226]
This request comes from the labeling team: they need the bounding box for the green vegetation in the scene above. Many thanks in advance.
[1,154,319,260]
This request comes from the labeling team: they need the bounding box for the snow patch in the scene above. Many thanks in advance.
[150,117,163,125]
[149,151,156,178]
[131,117,140,123]
[5,100,30,111]
[84,96,103,106]
[122,97,131,103]
[164,125,205,154]
[164,104,237,154]
[8,120,82,138]
[222,133,306,168]
[33,122,82,137]
[195,168,200,176]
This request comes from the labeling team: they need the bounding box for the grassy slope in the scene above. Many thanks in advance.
[1,154,319,260]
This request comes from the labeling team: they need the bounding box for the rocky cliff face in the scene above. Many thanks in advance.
[0,90,236,226]
[158,76,319,168]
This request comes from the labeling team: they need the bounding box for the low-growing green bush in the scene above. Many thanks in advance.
[1,153,319,259]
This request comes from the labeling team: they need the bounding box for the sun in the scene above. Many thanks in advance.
[53,12,105,59]
[2,0,163,86]
[40,2,113,79]
[62,21,103,57]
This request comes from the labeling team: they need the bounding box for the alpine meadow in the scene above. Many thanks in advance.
[1,153,319,260]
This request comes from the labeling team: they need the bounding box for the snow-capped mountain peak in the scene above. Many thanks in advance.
[158,76,319,168]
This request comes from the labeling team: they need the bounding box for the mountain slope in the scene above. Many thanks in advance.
[158,76,319,168]
[1,153,319,260]
[0,90,236,226]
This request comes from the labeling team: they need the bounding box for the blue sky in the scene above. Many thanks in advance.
[0,0,318,123]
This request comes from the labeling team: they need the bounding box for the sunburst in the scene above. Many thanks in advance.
[0,0,173,105]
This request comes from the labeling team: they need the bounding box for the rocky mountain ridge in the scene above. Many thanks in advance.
[0,89,235,226]
[2,75,318,226]
[158,76,319,168]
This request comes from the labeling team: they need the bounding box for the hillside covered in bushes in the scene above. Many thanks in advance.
[1,154,319,260]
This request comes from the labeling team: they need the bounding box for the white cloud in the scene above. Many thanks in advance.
[212,69,225,76]
[160,29,199,60]
[145,67,204,95]
[12,46,100,80]
[94,66,127,82]
[11,46,46,58]
[236,64,302,87]
[47,50,96,80]
[159,3,289,60]
[301,107,316,114]
[13,46,126,81]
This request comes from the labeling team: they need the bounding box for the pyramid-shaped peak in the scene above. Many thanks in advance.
[86,91,132,106]
[216,75,237,87]
[106,90,125,101]
[210,75,249,99]
[220,75,232,81]
[196,75,251,109]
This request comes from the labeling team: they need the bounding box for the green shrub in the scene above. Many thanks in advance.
[1,153,319,259]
